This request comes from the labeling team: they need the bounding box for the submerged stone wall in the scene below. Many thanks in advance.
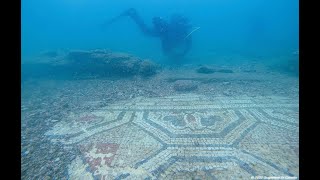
[22,49,160,79]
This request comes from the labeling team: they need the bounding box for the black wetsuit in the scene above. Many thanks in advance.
[122,8,193,58]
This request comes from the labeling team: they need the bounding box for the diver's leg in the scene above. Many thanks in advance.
[122,8,156,36]
[161,37,192,58]
[181,37,192,56]
[161,39,172,56]
[101,8,139,29]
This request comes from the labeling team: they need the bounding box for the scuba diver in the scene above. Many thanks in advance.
[102,8,199,59]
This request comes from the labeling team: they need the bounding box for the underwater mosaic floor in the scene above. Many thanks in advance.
[45,94,299,179]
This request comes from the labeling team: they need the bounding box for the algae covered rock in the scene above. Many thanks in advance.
[267,53,299,76]
[138,59,159,77]
[67,49,159,77]
[196,66,216,74]
[196,66,233,74]
[22,49,160,79]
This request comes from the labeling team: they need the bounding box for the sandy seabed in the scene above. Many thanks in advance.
[21,64,299,180]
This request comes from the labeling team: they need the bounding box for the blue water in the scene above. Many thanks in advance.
[22,0,298,65]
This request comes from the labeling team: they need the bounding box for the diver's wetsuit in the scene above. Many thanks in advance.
[122,8,192,58]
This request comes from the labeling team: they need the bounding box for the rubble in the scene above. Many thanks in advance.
[173,80,198,92]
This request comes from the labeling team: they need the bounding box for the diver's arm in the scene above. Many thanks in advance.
[123,8,158,37]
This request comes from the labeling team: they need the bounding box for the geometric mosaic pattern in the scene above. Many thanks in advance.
[45,94,299,179]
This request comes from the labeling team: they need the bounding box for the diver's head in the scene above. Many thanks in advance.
[152,17,168,32]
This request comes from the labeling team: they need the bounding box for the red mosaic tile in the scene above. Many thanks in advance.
[87,157,102,172]
[95,143,119,154]
[80,142,120,172]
